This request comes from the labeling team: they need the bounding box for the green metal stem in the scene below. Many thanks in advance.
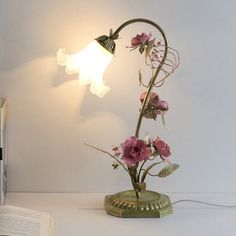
[137,159,148,182]
[109,19,169,197]
[111,18,168,138]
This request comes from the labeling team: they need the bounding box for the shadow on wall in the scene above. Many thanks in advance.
[0,0,110,71]
[0,55,129,124]
[0,0,145,124]
[0,55,129,192]
[0,0,131,72]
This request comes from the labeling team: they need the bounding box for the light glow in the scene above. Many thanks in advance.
[57,41,113,97]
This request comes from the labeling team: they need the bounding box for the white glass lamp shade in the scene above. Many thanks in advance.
[57,40,113,97]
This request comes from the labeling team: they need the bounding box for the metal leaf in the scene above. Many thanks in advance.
[139,45,145,54]
[138,70,142,85]
[157,164,180,178]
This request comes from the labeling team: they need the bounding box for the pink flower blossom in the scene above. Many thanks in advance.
[128,33,152,48]
[140,91,159,107]
[156,100,169,115]
[122,136,151,166]
[153,137,171,162]
[140,92,169,120]
[112,146,121,157]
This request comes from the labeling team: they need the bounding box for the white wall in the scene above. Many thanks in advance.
[1,0,236,193]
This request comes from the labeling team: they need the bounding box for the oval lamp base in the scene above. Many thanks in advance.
[104,190,172,218]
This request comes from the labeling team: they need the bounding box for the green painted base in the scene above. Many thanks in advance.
[104,190,172,218]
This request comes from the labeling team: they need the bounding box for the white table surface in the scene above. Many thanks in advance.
[5,192,236,236]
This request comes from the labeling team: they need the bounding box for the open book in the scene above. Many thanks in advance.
[0,205,55,236]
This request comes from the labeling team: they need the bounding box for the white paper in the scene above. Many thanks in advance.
[0,205,53,236]
[0,160,6,205]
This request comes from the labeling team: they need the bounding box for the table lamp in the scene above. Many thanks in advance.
[57,18,180,218]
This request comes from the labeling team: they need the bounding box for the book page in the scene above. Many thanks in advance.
[0,160,6,205]
[0,205,53,236]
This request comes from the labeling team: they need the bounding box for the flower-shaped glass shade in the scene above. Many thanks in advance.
[57,40,113,97]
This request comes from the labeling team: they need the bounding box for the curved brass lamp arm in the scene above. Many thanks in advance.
[111,18,169,138]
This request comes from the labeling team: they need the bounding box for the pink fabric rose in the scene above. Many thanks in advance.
[140,92,168,120]
[122,136,151,166]
[140,91,159,107]
[156,100,169,115]
[129,33,152,48]
[153,137,171,162]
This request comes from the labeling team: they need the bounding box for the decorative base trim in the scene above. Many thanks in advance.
[104,190,172,218]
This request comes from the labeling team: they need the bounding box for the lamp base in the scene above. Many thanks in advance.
[104,190,172,218]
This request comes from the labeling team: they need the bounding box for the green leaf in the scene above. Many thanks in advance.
[161,112,166,127]
[139,45,145,54]
[109,29,113,36]
[138,70,142,85]
[157,164,180,178]
[112,162,119,170]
